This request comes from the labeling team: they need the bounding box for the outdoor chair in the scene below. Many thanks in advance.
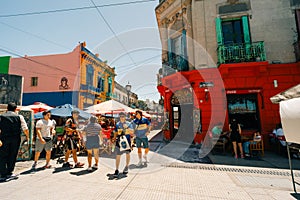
[250,139,264,156]
[212,136,227,154]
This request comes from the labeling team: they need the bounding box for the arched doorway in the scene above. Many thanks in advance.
[170,88,194,142]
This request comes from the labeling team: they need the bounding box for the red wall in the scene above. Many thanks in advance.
[158,62,300,148]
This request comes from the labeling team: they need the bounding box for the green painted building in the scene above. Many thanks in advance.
[0,56,10,74]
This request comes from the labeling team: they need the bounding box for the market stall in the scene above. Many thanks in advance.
[270,84,300,193]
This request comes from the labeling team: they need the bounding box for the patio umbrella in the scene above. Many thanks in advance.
[22,102,54,113]
[34,104,91,119]
[85,100,135,115]
[270,84,300,103]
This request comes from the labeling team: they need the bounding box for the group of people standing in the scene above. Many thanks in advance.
[0,102,152,182]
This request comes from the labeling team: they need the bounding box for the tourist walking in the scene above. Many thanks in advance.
[133,110,151,166]
[111,112,133,177]
[32,110,55,170]
[0,102,29,182]
[82,115,102,172]
[62,110,84,168]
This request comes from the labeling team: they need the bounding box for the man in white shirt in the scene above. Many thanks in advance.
[32,110,55,170]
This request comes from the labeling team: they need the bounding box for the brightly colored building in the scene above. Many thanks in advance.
[8,42,115,109]
[156,0,300,148]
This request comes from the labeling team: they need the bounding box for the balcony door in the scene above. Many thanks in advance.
[222,19,244,45]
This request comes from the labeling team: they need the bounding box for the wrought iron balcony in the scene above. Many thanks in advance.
[217,41,266,64]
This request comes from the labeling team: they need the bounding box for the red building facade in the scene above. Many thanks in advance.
[158,61,300,148]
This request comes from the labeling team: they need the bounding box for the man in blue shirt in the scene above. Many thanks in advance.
[112,112,133,177]
[133,110,151,166]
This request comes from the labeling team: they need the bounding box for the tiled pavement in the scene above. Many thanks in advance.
[2,130,300,200]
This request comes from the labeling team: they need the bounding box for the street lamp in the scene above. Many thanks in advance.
[125,82,131,107]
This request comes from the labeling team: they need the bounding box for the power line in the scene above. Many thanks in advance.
[89,0,138,69]
[0,21,69,50]
[0,46,77,76]
[0,0,155,18]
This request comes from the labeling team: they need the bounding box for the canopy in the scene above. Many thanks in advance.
[22,102,54,113]
[85,100,135,115]
[34,104,91,119]
[270,84,300,104]
[279,97,300,144]
[270,84,300,143]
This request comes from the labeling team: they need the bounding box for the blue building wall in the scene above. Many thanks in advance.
[22,91,79,107]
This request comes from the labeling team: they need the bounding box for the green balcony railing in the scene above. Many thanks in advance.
[217,41,266,64]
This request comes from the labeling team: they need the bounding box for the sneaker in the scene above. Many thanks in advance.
[87,167,93,172]
[113,170,119,178]
[123,166,129,174]
[241,154,245,159]
[31,162,37,170]
[43,164,52,169]
[6,174,19,181]
[92,164,98,170]
[143,155,148,163]
[62,162,72,168]
[137,160,142,167]
[234,155,238,159]
[74,162,84,168]
[245,153,250,157]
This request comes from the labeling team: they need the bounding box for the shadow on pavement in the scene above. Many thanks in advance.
[106,173,127,180]
[70,169,96,176]
[20,167,46,175]
[52,167,73,174]
[128,163,148,170]
[290,193,300,199]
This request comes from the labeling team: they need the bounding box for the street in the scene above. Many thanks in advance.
[1,130,299,200]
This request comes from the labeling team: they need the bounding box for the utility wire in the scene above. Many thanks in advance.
[0,21,69,50]
[0,47,77,76]
[90,0,138,69]
[0,0,155,18]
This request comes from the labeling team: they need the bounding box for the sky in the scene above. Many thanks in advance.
[0,0,162,101]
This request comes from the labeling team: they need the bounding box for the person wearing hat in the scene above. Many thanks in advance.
[32,110,55,170]
[0,102,29,182]
[82,115,102,172]
[62,110,84,168]
[111,112,133,177]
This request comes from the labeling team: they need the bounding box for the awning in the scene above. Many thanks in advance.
[270,84,300,104]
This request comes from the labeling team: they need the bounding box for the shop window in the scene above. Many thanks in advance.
[31,77,38,87]
[227,94,260,130]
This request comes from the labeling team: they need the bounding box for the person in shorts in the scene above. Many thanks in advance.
[32,110,55,170]
[62,110,84,168]
[111,112,133,177]
[133,110,151,166]
[82,115,102,172]
[229,118,244,159]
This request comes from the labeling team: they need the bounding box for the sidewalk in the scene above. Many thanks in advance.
[2,130,300,200]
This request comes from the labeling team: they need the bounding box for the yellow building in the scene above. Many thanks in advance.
[79,42,115,109]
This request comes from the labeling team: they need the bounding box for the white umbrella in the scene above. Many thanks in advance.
[85,100,135,114]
